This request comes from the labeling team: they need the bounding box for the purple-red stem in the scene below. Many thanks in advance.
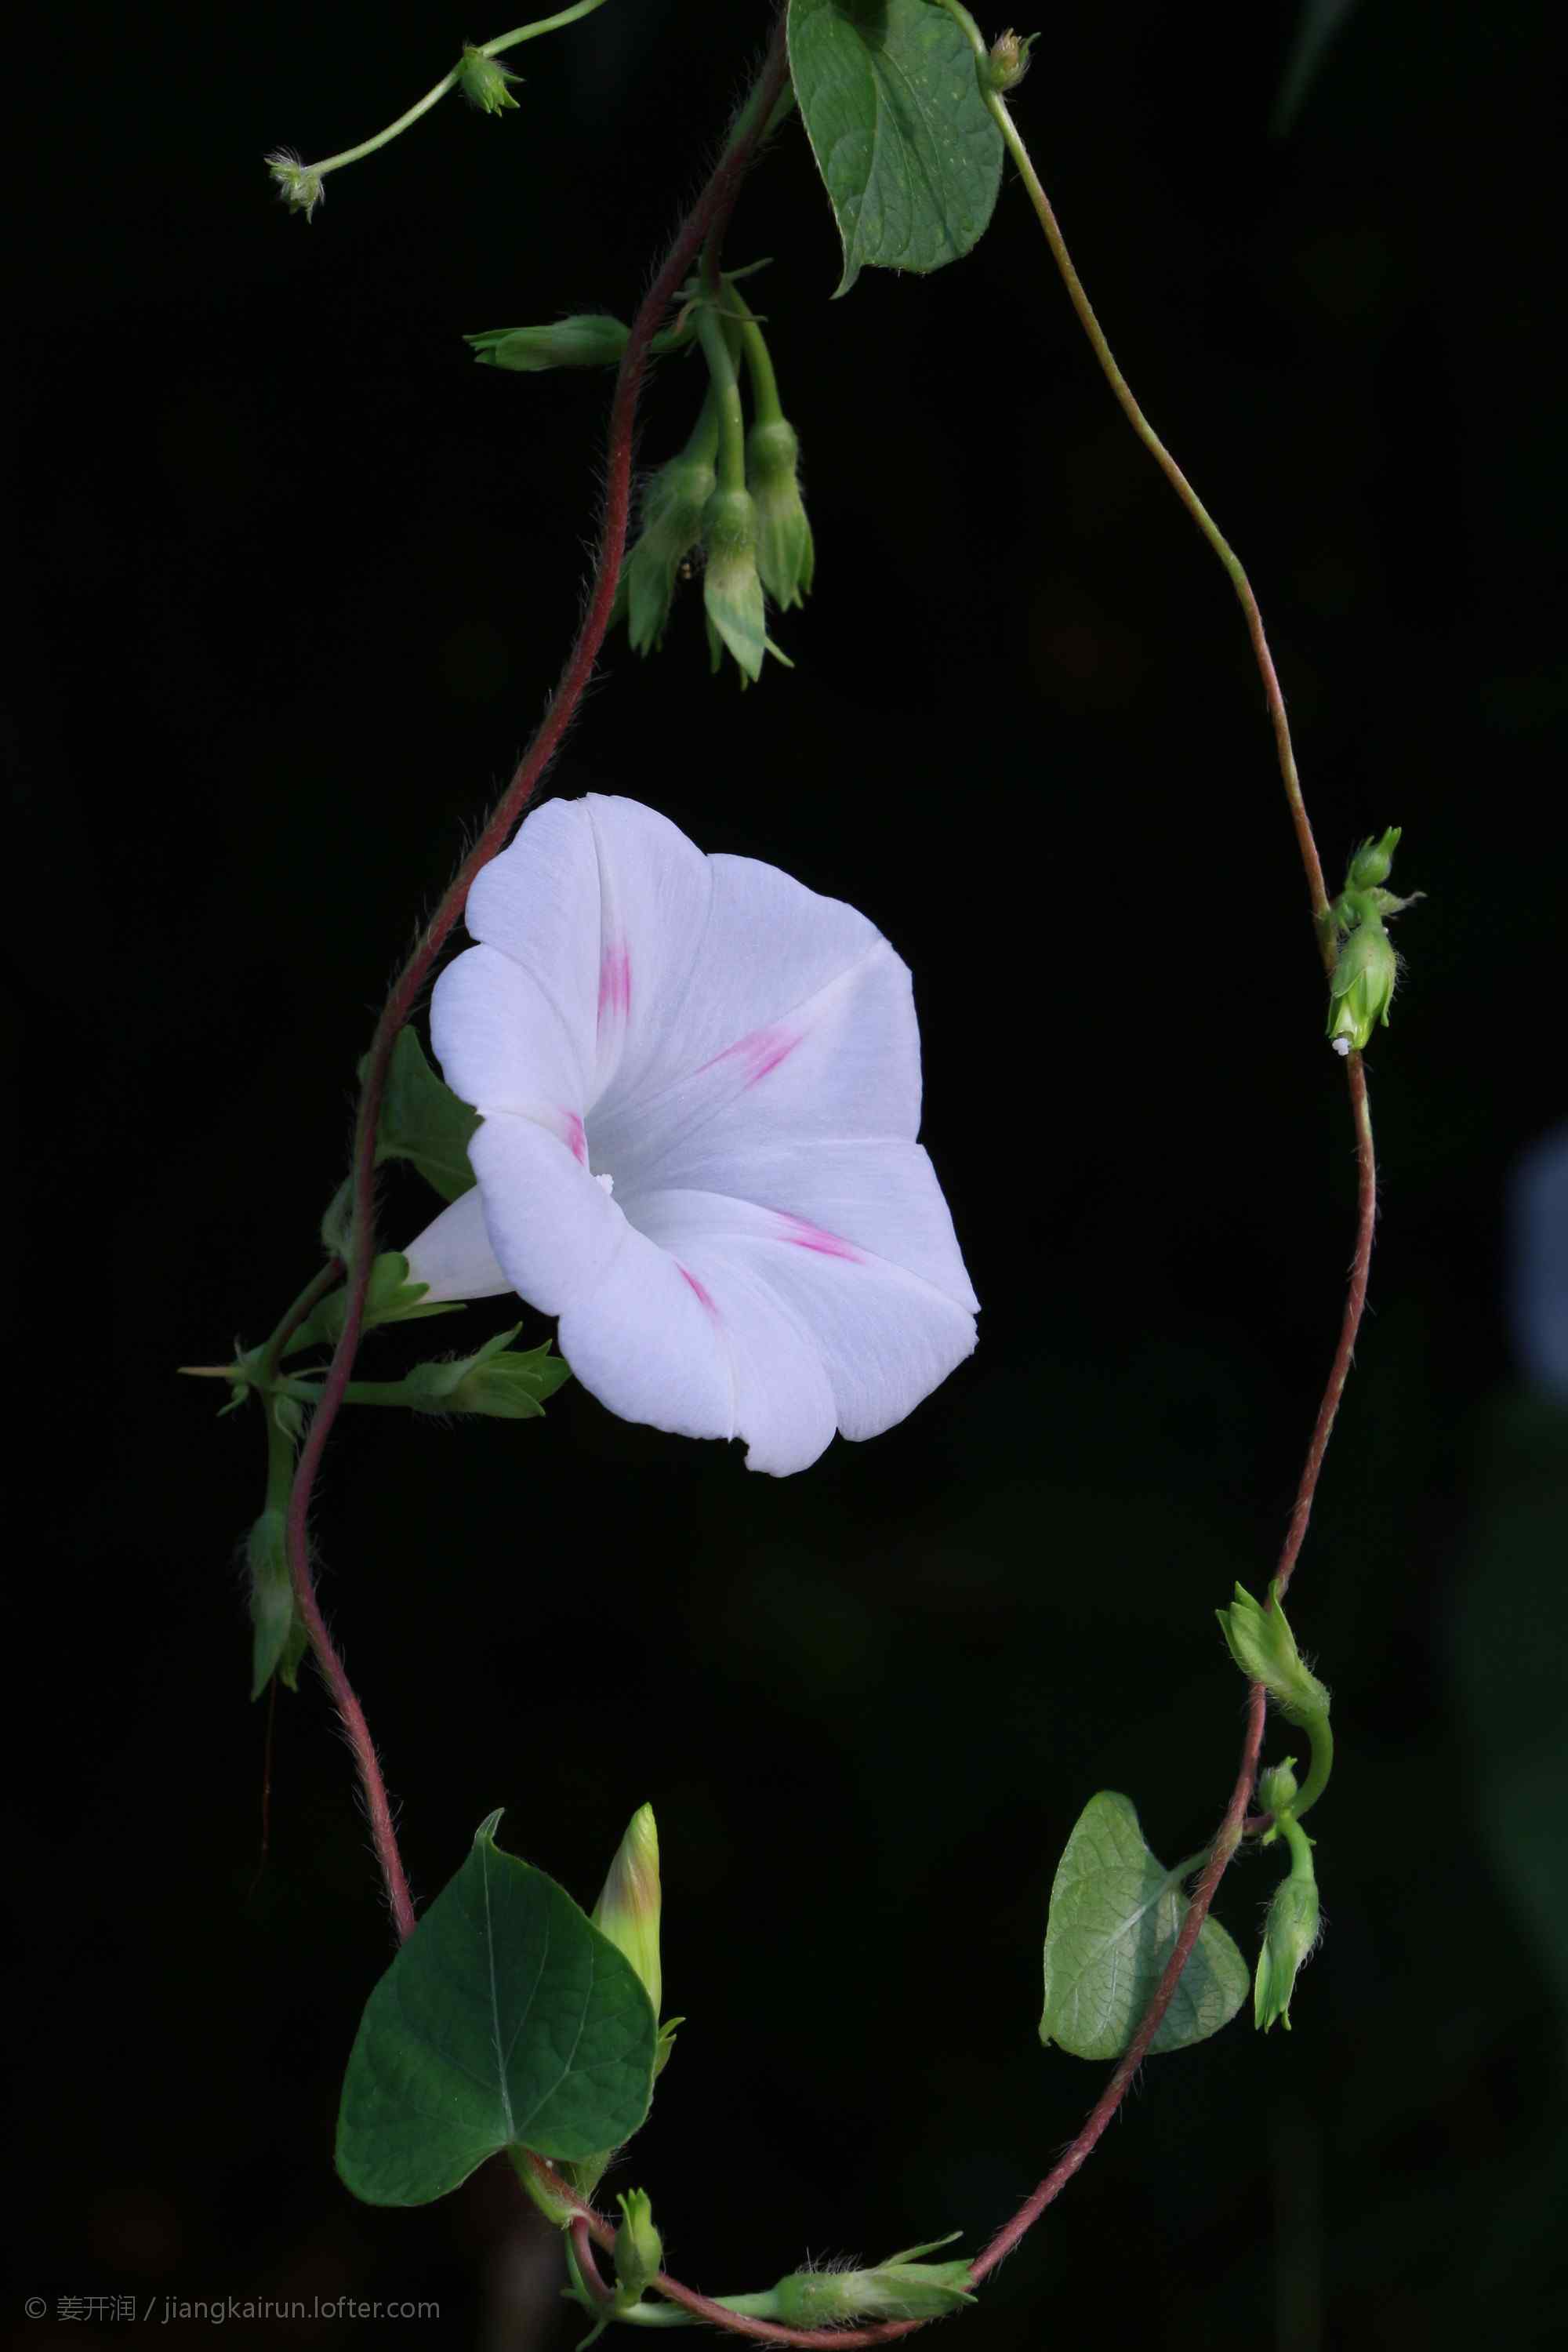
[281,16,792,1948]
[267,12,1378,2338]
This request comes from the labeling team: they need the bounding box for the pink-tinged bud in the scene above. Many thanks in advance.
[593,1802,662,2021]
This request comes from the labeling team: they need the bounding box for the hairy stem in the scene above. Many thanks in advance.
[281,14,793,1937]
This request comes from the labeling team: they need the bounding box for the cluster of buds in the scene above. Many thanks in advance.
[1323,826,1421,1056]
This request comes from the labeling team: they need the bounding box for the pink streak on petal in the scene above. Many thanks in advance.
[597,944,632,1032]
[678,1264,717,1312]
[563,1110,588,1167]
[775,1212,862,1262]
[697,1024,801,1088]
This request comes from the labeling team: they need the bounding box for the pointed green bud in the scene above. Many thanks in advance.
[1345,826,1401,891]
[986,30,1039,91]
[1327,917,1397,1056]
[1217,1582,1330,1726]
[265,151,325,222]
[625,452,717,655]
[466,317,630,372]
[772,2240,976,2325]
[457,45,521,114]
[613,2190,663,2309]
[1254,1863,1321,2032]
[1256,1758,1300,1819]
[701,488,766,681]
[592,1803,662,2022]
[745,421,815,609]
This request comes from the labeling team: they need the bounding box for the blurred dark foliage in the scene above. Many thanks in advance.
[10,2,1566,2346]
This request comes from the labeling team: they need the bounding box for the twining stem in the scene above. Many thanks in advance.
[293,3,612,180]
[281,16,793,1942]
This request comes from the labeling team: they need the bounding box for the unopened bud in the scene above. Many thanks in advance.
[624,451,717,654]
[613,2190,663,2308]
[265,151,325,222]
[1256,1759,1300,1819]
[1327,918,1397,1056]
[592,1802,662,2023]
[986,30,1039,92]
[466,316,630,372]
[1345,826,1402,891]
[772,2240,975,2325]
[457,45,521,114]
[1254,1864,1321,2032]
[746,420,815,611]
[1218,1582,1330,1726]
[701,488,766,682]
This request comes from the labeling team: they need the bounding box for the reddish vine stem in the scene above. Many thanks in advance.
[280,15,793,1939]
[265,11,1378,2339]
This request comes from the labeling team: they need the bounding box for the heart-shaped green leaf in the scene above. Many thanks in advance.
[787,0,1004,296]
[337,1814,658,2205]
[1040,1792,1248,2060]
[369,1027,480,1203]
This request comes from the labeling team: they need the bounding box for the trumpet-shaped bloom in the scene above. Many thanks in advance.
[404,795,978,1475]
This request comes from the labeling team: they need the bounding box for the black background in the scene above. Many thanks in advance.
[12,2,1567,2346]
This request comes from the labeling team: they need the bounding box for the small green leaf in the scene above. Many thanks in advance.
[282,1252,463,1359]
[337,1814,658,2205]
[787,0,1004,296]
[368,1028,480,1203]
[1040,1791,1248,2060]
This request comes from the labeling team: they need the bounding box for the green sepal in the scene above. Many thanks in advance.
[397,1327,572,1419]
[746,419,815,609]
[613,2190,663,2309]
[626,449,717,655]
[337,1812,659,2205]
[1217,1581,1330,1726]
[281,1252,464,1360]
[1040,1792,1248,2059]
[771,2237,975,2325]
[467,316,630,372]
[457,45,521,114]
[701,488,766,681]
[246,1508,308,1699]
[366,1028,479,1203]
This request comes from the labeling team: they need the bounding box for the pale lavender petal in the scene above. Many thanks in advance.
[628,1188,977,1443]
[402,1184,514,1303]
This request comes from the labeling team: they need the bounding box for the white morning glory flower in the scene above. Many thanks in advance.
[403,795,978,1475]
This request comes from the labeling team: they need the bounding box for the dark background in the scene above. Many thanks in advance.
[11,1,1566,2345]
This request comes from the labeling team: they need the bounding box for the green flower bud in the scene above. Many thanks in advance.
[745,420,815,610]
[457,45,521,114]
[1256,1759,1300,1819]
[613,2190,663,2309]
[1217,1582,1330,1726]
[701,488,767,682]
[1326,917,1397,1057]
[1345,826,1402,891]
[625,452,717,655]
[987,30,1039,91]
[265,151,325,222]
[592,1802,662,2023]
[466,317,630,372]
[1254,1867,1321,2033]
[772,2241,976,2326]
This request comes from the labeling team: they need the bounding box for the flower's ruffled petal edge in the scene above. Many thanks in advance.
[628,1184,977,1458]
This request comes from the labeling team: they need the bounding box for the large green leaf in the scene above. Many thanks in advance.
[337,1814,659,2205]
[369,1027,480,1203]
[1040,1791,1248,2060]
[787,0,1004,296]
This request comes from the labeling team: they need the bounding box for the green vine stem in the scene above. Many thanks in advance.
[279,3,613,184]
[247,9,1385,2339]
